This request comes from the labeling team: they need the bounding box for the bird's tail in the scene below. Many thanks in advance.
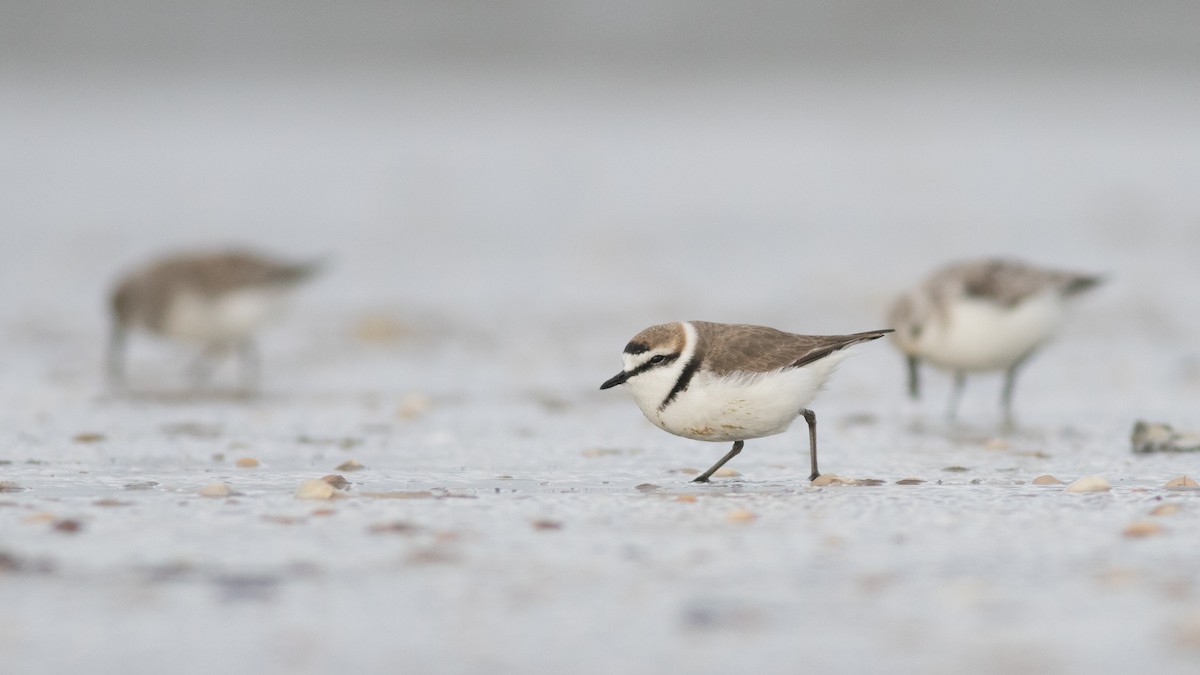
[275,257,327,285]
[1063,273,1105,297]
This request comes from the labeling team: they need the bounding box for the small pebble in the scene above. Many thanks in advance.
[1123,521,1165,538]
[368,521,420,534]
[321,474,350,490]
[1150,503,1182,516]
[983,437,1009,451]
[1165,475,1199,489]
[396,393,432,420]
[942,466,970,473]
[635,483,660,492]
[1031,475,1064,485]
[896,478,925,485]
[726,509,757,523]
[52,519,83,533]
[712,468,741,478]
[1172,614,1200,651]
[675,495,698,503]
[335,459,365,472]
[261,515,303,525]
[198,483,233,498]
[0,481,23,493]
[296,479,336,500]
[234,458,260,468]
[123,481,158,490]
[1064,475,1111,493]
[532,519,563,530]
[311,508,338,517]
[92,499,131,507]
[72,433,105,443]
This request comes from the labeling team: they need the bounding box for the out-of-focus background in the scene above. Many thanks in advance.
[3,3,1200,674]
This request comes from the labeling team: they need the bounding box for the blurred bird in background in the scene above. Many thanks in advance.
[107,250,321,390]
[887,258,1102,427]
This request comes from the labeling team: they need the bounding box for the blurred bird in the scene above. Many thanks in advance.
[887,258,1102,425]
[107,250,321,389]
[600,321,891,482]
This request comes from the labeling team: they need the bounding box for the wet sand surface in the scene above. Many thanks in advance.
[3,65,1200,674]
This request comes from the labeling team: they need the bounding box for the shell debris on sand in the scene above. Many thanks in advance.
[1165,476,1199,489]
[72,433,105,443]
[726,508,757,523]
[1131,420,1200,454]
[1123,521,1165,538]
[321,475,351,490]
[52,519,83,533]
[335,459,365,472]
[295,479,336,500]
[1150,503,1183,516]
[1171,613,1200,651]
[198,483,233,498]
[396,394,432,420]
[1031,475,1064,485]
[1064,476,1111,493]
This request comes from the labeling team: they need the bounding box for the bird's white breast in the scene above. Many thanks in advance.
[162,287,288,342]
[919,290,1065,372]
[632,351,849,443]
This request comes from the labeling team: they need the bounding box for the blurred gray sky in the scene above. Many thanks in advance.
[3,0,1198,70]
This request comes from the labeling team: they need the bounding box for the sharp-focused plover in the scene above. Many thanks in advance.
[887,258,1102,424]
[107,250,320,388]
[600,321,891,482]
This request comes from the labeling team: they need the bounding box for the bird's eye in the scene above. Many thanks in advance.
[649,355,666,364]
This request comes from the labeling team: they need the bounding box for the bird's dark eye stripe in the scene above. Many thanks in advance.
[624,353,678,379]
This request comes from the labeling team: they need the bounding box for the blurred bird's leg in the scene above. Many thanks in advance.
[1001,353,1032,431]
[907,356,921,399]
[946,371,967,420]
[106,322,128,389]
[187,342,228,387]
[237,338,260,391]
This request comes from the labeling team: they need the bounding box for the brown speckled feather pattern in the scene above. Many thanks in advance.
[927,259,1102,309]
[691,321,891,376]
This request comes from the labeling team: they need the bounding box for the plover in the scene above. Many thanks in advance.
[600,321,891,482]
[887,258,1102,424]
[107,250,320,388]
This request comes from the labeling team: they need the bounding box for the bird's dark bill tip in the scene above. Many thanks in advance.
[600,371,629,390]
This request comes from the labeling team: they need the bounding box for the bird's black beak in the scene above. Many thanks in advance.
[600,371,630,390]
[907,355,921,399]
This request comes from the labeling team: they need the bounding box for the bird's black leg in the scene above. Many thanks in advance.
[907,355,921,399]
[947,371,967,420]
[692,441,744,483]
[802,409,818,481]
